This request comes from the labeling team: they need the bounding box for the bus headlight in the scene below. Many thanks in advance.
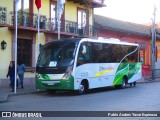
[62,70,72,80]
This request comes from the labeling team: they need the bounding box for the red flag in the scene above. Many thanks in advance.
[35,0,41,9]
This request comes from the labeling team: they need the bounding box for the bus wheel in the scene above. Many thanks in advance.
[133,82,136,87]
[77,81,88,95]
[120,78,126,89]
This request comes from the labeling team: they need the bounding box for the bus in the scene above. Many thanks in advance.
[35,37,142,94]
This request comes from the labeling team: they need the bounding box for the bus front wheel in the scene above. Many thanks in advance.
[77,81,88,95]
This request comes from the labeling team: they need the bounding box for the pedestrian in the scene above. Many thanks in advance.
[6,61,15,92]
[17,61,25,88]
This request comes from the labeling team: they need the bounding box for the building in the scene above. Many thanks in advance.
[0,0,105,83]
[94,14,160,68]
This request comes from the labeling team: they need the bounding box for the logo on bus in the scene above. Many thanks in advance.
[99,66,114,71]
[94,66,115,78]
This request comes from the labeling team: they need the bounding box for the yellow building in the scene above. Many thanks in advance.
[0,0,105,84]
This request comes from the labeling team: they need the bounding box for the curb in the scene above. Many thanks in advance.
[0,90,44,103]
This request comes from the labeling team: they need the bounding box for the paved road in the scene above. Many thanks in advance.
[0,82,160,120]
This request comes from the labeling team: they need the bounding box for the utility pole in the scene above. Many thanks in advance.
[151,5,156,80]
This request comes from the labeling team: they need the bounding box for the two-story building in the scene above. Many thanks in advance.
[0,0,105,84]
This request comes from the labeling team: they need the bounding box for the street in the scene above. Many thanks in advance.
[0,82,160,120]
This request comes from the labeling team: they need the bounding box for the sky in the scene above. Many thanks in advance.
[94,0,160,25]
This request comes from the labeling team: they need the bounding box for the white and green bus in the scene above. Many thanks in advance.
[35,37,141,94]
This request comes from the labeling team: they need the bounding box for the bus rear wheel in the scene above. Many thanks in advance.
[119,77,127,89]
[115,77,127,89]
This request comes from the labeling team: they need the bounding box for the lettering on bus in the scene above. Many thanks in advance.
[99,66,114,72]
[94,66,115,78]
[81,72,88,77]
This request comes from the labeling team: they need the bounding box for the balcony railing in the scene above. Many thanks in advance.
[8,10,93,36]
[0,7,7,24]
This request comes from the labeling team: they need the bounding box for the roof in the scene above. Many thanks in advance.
[94,14,159,37]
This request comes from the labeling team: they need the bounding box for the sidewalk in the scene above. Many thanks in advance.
[0,85,39,103]
[1,77,160,103]
[0,78,39,103]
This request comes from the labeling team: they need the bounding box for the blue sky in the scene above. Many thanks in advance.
[94,0,160,25]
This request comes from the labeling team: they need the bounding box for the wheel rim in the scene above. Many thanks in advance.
[79,84,84,92]
[122,80,126,88]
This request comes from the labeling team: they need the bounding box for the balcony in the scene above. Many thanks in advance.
[68,0,106,8]
[9,11,94,37]
[0,7,7,26]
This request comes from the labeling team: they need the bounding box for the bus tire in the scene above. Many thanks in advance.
[77,80,88,95]
[120,77,127,89]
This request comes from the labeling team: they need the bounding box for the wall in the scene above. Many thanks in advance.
[35,32,46,61]
[0,27,12,79]
[65,1,93,25]
[155,41,160,69]
[33,0,50,19]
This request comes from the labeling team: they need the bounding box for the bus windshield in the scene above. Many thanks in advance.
[37,41,77,67]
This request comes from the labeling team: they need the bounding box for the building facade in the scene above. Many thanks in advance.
[94,14,160,69]
[0,0,105,81]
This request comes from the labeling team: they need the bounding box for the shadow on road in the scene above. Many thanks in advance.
[36,84,137,97]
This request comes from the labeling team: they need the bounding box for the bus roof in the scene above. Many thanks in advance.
[83,37,139,46]
[45,37,139,46]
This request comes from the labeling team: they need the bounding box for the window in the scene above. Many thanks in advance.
[78,9,86,29]
[17,39,32,66]
[17,0,30,12]
[16,0,31,26]
[50,1,56,30]
[91,42,139,63]
[77,8,88,35]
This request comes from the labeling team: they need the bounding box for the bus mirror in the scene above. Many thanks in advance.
[82,45,86,54]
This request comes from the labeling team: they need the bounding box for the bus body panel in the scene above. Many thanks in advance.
[74,62,141,90]
[35,73,74,90]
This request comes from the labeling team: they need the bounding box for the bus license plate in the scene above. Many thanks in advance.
[42,81,59,85]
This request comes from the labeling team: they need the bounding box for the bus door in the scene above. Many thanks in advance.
[75,42,91,86]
